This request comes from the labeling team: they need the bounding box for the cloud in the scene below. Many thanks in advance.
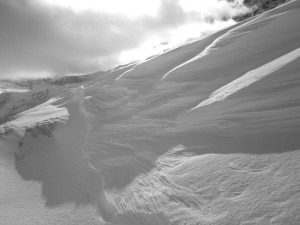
[0,0,250,79]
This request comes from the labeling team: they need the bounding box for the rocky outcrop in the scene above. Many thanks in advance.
[233,0,290,21]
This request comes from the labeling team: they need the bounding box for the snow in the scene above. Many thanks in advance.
[1,0,300,224]
[0,88,28,94]
[0,97,69,134]
[189,47,300,110]
[161,22,253,80]
[0,85,28,95]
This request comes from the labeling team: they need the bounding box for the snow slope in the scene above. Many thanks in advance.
[0,81,28,94]
[1,1,300,224]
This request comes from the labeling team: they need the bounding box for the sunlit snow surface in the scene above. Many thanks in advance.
[1,1,300,224]
[190,47,300,110]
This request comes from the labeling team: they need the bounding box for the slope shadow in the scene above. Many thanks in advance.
[14,131,119,222]
[15,134,94,207]
[168,130,300,156]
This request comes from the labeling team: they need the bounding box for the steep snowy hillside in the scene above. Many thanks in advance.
[1,1,300,224]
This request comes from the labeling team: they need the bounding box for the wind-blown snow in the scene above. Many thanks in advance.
[1,1,300,225]
[0,97,69,134]
[190,47,300,110]
[160,18,255,80]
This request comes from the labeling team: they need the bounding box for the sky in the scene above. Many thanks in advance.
[0,0,250,79]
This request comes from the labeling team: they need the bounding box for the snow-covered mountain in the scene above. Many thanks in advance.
[1,1,300,224]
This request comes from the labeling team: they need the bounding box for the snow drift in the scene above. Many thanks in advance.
[1,1,300,224]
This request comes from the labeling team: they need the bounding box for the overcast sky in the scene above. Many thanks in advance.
[0,0,250,79]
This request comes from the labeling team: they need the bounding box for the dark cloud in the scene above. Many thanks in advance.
[0,0,249,79]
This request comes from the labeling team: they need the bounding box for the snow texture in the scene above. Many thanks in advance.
[1,1,300,224]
